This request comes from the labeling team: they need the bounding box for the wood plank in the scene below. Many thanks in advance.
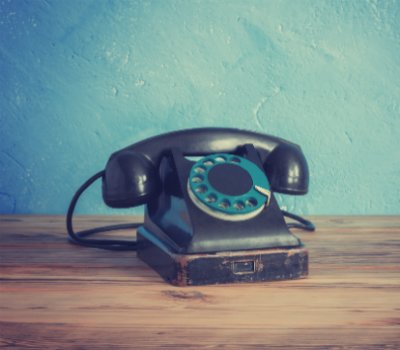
[0,215,399,349]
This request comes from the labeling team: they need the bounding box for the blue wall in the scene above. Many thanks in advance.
[1,0,399,215]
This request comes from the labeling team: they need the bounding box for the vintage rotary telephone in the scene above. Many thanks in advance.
[67,128,314,286]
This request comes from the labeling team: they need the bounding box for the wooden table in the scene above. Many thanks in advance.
[0,215,399,349]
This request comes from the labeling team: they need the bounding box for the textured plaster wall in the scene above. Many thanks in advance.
[0,0,399,215]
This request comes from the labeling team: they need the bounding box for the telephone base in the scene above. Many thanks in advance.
[137,228,308,286]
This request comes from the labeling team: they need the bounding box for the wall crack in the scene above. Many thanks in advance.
[252,87,281,130]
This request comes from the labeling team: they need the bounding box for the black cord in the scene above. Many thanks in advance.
[66,171,315,251]
[282,210,315,231]
[66,171,140,250]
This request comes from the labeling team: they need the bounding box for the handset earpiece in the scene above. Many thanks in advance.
[102,150,160,208]
[264,143,309,195]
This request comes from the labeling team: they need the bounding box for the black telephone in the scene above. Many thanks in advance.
[67,128,314,286]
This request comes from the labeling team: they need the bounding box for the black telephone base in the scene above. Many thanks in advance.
[137,228,308,286]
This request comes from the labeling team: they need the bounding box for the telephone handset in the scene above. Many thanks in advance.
[102,128,309,208]
[67,128,314,286]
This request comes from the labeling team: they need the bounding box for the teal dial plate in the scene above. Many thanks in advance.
[187,153,271,221]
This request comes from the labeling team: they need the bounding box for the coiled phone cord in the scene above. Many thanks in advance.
[66,172,315,251]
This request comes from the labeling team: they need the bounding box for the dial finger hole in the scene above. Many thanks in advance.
[234,200,245,210]
[191,175,204,183]
[245,198,258,207]
[195,185,208,193]
[218,199,231,209]
[205,193,217,203]
[203,159,214,167]
[230,157,241,163]
[215,156,226,162]
[194,166,206,174]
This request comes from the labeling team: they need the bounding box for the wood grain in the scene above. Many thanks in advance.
[0,215,399,349]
